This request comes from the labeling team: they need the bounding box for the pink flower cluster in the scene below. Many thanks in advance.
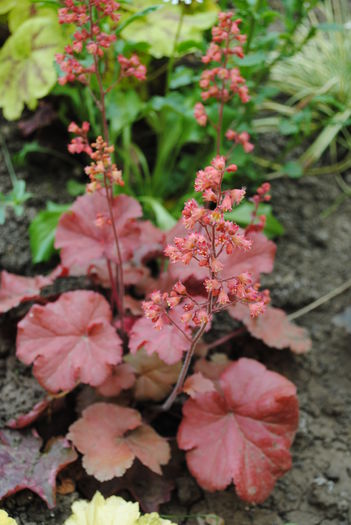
[143,155,270,330]
[85,137,124,192]
[226,129,254,153]
[118,54,146,82]
[194,11,249,123]
[68,123,123,191]
[68,121,92,156]
[246,182,271,234]
[143,12,271,337]
[56,0,146,85]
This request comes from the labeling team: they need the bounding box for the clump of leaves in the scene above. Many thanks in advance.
[269,0,351,170]
[0,2,311,513]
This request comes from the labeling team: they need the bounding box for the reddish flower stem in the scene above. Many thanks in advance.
[88,2,125,332]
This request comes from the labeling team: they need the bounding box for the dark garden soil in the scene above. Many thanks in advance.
[0,119,351,525]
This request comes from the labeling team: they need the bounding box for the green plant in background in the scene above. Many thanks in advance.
[260,0,351,176]
[0,0,64,120]
[0,137,32,225]
[0,0,318,263]
[208,0,318,182]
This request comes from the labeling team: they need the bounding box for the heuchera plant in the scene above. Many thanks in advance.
[0,1,312,510]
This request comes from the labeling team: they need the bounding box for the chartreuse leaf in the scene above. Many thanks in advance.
[7,0,58,32]
[0,16,63,120]
[121,0,218,58]
[226,202,284,239]
[0,0,16,14]
[29,202,70,264]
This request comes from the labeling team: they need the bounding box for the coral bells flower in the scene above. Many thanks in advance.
[118,54,147,81]
[84,136,124,188]
[64,491,175,525]
[194,103,207,126]
[57,1,146,85]
[68,121,92,156]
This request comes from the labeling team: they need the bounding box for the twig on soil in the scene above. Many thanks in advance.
[287,277,351,321]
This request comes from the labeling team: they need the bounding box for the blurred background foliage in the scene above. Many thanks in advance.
[0,0,350,263]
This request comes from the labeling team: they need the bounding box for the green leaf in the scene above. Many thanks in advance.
[0,0,16,15]
[226,202,284,239]
[8,0,58,32]
[278,118,299,135]
[170,66,196,89]
[66,179,86,197]
[140,196,176,230]
[283,160,303,178]
[0,16,63,120]
[237,51,268,67]
[9,179,32,204]
[121,0,218,58]
[29,202,71,263]
[317,22,345,32]
[106,89,144,137]
[116,5,162,34]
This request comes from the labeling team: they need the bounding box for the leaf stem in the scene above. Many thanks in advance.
[162,323,207,411]
[288,277,351,321]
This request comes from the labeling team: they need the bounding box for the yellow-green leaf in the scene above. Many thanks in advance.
[0,16,63,120]
[0,0,16,15]
[8,0,58,33]
[121,0,218,58]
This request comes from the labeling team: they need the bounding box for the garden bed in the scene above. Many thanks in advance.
[0,120,351,525]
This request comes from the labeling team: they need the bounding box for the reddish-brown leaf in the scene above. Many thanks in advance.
[183,372,215,398]
[125,349,181,401]
[194,353,230,381]
[68,403,170,481]
[55,191,142,268]
[78,460,174,513]
[97,364,136,397]
[0,271,52,314]
[0,429,77,508]
[177,358,299,503]
[16,291,123,393]
[6,398,50,429]
[129,311,190,365]
[228,303,311,354]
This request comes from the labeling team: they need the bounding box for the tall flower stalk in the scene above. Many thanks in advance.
[56,0,146,333]
[143,13,270,410]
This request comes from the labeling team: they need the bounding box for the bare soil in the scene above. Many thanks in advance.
[0,120,351,525]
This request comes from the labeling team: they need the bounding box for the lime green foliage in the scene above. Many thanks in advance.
[0,11,63,120]
[8,0,58,32]
[0,180,32,225]
[29,202,71,264]
[0,0,15,14]
[121,0,218,58]
[269,0,351,169]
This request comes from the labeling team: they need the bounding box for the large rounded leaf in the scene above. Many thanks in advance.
[0,17,63,120]
[178,358,299,503]
[16,291,123,393]
[68,403,170,481]
[55,191,142,270]
[121,0,218,58]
